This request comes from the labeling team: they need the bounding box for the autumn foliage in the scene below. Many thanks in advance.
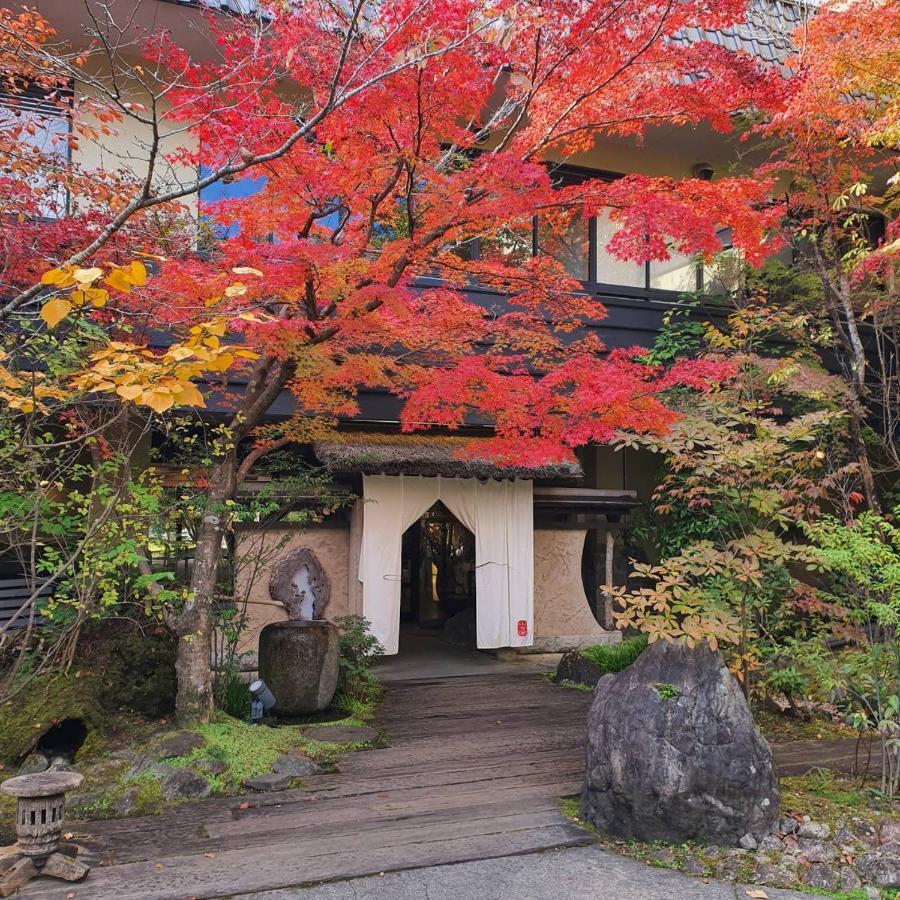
[0,0,803,721]
[0,0,792,461]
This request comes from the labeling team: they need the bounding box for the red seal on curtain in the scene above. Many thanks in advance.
[517,619,528,637]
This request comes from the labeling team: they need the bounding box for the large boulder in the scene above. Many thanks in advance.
[258,619,340,716]
[581,639,779,846]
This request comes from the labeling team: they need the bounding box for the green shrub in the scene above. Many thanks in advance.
[580,634,648,674]
[213,665,251,721]
[334,616,384,712]
[766,666,809,700]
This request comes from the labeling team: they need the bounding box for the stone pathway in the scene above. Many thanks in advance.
[239,844,826,900]
[19,673,871,899]
[372,629,559,682]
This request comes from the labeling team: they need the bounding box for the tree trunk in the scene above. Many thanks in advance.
[174,450,237,725]
[849,411,880,513]
[171,354,294,725]
[827,270,881,512]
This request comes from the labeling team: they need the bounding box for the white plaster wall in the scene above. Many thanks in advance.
[71,75,199,219]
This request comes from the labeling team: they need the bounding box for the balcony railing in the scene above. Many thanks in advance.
[168,0,265,15]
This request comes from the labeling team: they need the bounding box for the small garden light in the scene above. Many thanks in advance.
[248,679,276,725]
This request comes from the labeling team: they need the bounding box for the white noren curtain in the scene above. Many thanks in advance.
[359,475,533,655]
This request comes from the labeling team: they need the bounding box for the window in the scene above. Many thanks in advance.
[197,0,264,13]
[479,224,534,267]
[0,90,70,218]
[538,210,589,280]
[649,248,701,292]
[199,165,267,240]
[472,193,716,295]
[594,208,646,288]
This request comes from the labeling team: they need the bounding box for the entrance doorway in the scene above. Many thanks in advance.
[400,502,476,645]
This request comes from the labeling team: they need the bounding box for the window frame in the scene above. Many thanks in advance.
[468,163,712,298]
[0,82,74,219]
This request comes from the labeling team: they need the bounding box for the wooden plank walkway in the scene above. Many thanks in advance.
[22,673,880,899]
[774,735,882,777]
[26,675,594,899]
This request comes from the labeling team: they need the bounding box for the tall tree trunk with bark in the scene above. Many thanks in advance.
[172,354,294,724]
[815,253,883,512]
[173,451,237,724]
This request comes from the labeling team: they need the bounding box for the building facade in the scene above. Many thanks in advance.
[6,0,802,657]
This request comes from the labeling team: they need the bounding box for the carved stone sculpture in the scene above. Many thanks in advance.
[269,547,330,620]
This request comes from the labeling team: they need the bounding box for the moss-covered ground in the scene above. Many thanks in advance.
[781,769,898,832]
[0,679,382,844]
[165,708,384,793]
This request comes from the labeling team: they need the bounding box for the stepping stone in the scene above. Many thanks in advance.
[302,726,377,744]
[195,757,228,776]
[245,773,292,792]
[154,730,206,759]
[160,768,211,801]
[272,754,323,777]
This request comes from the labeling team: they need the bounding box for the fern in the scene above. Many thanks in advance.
[580,635,647,674]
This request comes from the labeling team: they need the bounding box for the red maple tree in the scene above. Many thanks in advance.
[752,0,900,511]
[1,0,791,721]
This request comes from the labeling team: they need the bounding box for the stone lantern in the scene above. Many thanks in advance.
[0,770,90,895]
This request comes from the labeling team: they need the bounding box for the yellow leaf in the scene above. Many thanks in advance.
[234,348,260,360]
[115,383,143,400]
[166,346,194,361]
[128,260,148,286]
[171,383,205,407]
[141,389,175,413]
[73,266,103,284]
[41,267,75,288]
[207,353,234,372]
[224,283,247,297]
[85,287,109,308]
[104,268,134,293]
[40,296,73,328]
[232,266,263,277]
[0,370,23,389]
